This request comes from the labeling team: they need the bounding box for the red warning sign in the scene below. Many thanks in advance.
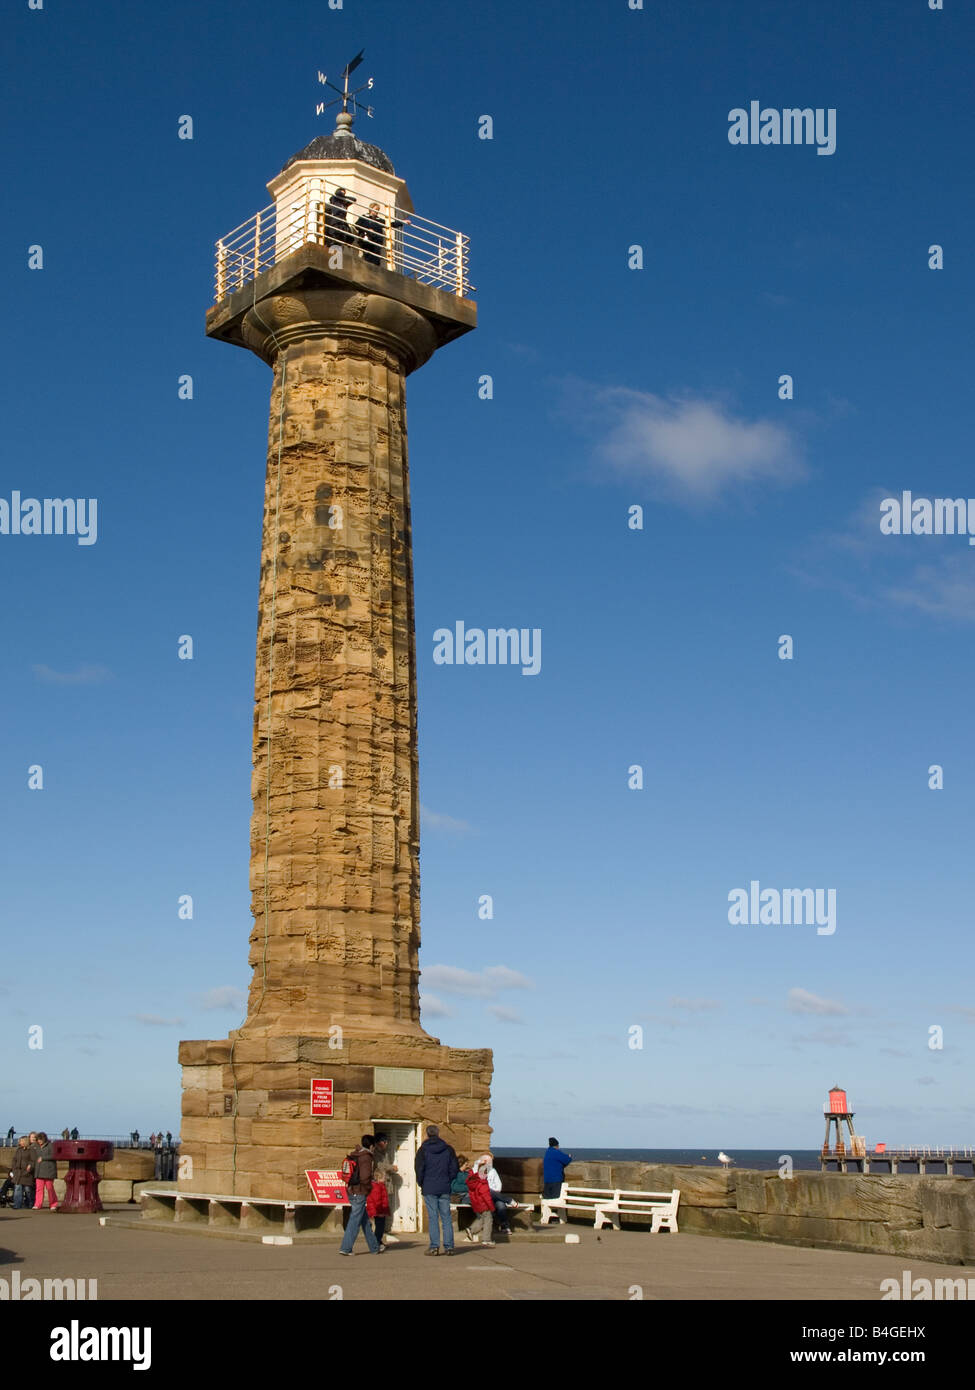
[310,1078,333,1116]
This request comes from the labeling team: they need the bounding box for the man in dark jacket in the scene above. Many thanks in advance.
[415,1125,459,1255]
[543,1137,573,1198]
[339,1135,382,1255]
[325,188,355,249]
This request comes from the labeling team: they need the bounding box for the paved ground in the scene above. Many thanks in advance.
[0,1205,966,1300]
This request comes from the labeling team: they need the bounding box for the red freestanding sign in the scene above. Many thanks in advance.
[310,1078,333,1116]
[305,1170,348,1205]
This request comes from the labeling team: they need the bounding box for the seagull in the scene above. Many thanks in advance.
[718,1152,733,1168]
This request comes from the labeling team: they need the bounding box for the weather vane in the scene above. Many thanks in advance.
[316,50,375,123]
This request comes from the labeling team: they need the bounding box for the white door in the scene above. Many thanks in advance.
[372,1121,420,1233]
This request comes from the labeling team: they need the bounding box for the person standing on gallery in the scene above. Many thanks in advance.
[325,188,355,250]
[32,1133,59,1210]
[354,201,406,267]
[415,1124,459,1256]
[339,1135,383,1256]
[543,1137,573,1199]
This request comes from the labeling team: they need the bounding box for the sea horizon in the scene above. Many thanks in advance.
[492,1147,825,1171]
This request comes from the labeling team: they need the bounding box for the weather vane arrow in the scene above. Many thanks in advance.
[316,50,375,122]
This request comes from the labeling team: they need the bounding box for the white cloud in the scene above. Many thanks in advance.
[134,1014,184,1027]
[421,964,533,998]
[483,965,533,991]
[590,387,803,502]
[32,663,113,685]
[487,1005,524,1024]
[787,987,848,1017]
[200,986,246,1012]
[420,993,453,1019]
[791,489,975,625]
[420,805,473,834]
[881,556,975,623]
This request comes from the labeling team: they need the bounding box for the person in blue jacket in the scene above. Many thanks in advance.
[543,1137,572,1198]
[415,1125,459,1255]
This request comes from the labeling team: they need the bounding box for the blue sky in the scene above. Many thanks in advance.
[3,0,974,1150]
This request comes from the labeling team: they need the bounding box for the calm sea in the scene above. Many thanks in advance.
[493,1148,823,1172]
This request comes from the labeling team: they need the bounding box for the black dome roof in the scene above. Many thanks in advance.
[281,132,395,175]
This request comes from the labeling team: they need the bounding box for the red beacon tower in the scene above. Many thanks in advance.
[822,1085,862,1158]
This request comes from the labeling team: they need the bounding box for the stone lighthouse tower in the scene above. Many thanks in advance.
[177,87,492,1222]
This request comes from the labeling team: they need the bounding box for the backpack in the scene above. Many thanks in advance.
[341,1151,360,1189]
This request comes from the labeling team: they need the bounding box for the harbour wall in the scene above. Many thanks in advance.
[495,1158,975,1266]
[0,1145,155,1205]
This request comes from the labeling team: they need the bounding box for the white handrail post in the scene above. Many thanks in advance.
[455,232,465,296]
[385,212,395,272]
[254,212,261,277]
[216,241,227,300]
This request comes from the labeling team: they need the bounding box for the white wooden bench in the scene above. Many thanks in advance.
[594,1188,680,1233]
[539,1185,617,1225]
[538,1184,680,1232]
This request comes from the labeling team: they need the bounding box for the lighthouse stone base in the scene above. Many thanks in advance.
[178,1031,492,1202]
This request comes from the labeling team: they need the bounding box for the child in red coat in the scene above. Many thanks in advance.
[367,1132,395,1248]
[463,1157,495,1246]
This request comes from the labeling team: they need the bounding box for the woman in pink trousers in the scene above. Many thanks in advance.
[32,1132,59,1209]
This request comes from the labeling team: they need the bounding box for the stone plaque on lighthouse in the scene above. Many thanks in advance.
[178,77,492,1213]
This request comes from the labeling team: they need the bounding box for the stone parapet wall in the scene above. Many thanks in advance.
[493,1159,975,1265]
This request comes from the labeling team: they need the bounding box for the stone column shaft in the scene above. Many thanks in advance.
[240,289,436,1037]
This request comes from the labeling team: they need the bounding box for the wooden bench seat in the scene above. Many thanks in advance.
[594,1188,679,1232]
[538,1183,680,1232]
[539,1185,617,1225]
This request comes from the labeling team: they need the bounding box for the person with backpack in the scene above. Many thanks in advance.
[414,1124,459,1255]
[339,1135,383,1255]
